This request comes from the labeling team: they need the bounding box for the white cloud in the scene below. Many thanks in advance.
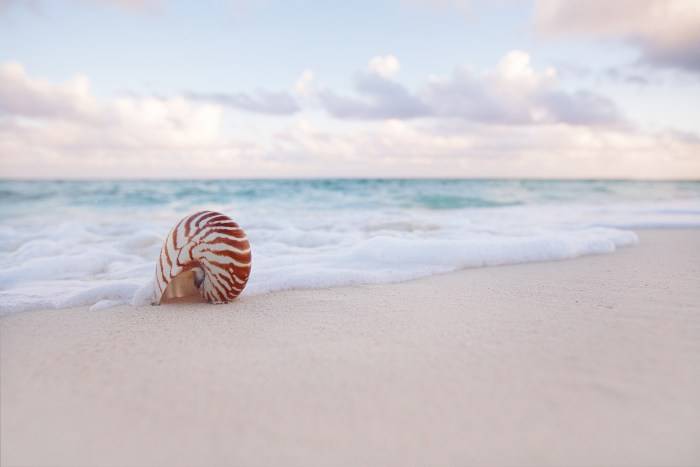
[186,90,300,115]
[535,0,700,72]
[1,60,698,179]
[294,69,316,98]
[0,61,235,177]
[426,51,621,125]
[265,119,700,179]
[367,55,401,79]
[318,50,621,126]
[319,72,430,120]
[0,62,96,120]
[316,55,421,120]
[401,0,474,14]
[0,63,233,141]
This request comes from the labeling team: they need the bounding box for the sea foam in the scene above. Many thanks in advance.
[1,180,699,314]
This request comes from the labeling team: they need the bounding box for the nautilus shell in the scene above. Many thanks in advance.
[154,211,252,305]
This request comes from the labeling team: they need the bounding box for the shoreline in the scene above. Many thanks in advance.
[2,229,699,466]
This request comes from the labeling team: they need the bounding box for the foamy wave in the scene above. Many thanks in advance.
[0,180,698,314]
[245,228,638,295]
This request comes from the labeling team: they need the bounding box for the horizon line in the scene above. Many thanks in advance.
[1,177,699,183]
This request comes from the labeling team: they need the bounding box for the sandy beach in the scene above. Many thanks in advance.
[1,229,699,467]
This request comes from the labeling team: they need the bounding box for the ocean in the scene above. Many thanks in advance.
[1,179,699,314]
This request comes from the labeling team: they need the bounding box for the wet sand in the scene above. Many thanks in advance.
[2,230,699,467]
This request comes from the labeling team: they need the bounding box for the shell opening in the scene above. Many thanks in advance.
[159,268,207,304]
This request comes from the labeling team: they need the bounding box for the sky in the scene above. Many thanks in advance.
[1,0,699,179]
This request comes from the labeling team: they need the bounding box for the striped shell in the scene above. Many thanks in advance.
[154,211,252,304]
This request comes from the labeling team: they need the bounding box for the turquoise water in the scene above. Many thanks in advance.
[2,179,700,214]
[1,179,699,314]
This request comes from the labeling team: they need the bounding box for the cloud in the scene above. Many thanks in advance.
[318,55,430,120]
[186,90,300,115]
[0,61,298,121]
[367,55,401,79]
[320,74,430,120]
[0,62,97,120]
[0,61,235,177]
[603,67,653,86]
[294,69,315,98]
[0,62,222,143]
[318,51,622,126]
[97,0,161,9]
[400,0,473,14]
[425,50,622,125]
[1,60,697,179]
[264,119,700,179]
[535,0,700,72]
[0,0,161,13]
[0,0,37,11]
[4,114,699,179]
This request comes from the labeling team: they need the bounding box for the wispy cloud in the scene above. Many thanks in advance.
[186,90,300,115]
[317,51,622,126]
[319,76,430,120]
[316,55,430,120]
[0,61,96,120]
[1,59,698,179]
[0,61,230,171]
[535,0,700,73]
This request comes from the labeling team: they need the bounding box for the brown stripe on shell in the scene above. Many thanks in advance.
[154,211,252,305]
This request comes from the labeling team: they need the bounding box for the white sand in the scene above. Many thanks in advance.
[2,230,699,467]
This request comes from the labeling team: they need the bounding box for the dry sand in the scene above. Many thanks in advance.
[1,230,699,467]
